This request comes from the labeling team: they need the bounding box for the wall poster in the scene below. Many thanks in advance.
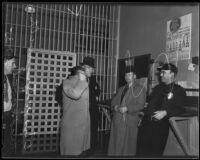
[166,13,192,62]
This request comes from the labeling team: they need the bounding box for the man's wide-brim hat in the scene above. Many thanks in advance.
[81,57,95,68]
[4,46,18,60]
[157,63,178,74]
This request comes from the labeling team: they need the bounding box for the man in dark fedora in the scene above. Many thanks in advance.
[3,46,17,157]
[81,57,101,154]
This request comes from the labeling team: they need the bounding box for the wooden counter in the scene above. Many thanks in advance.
[163,115,199,157]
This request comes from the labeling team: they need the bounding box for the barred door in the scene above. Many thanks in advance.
[23,48,76,153]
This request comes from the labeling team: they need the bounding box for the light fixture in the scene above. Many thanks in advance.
[25,4,36,14]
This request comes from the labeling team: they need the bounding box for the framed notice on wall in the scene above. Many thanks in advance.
[166,13,192,62]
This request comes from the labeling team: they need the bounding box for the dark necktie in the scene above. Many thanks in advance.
[120,85,129,104]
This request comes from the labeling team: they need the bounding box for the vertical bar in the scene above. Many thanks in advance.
[110,6,114,95]
[85,5,90,57]
[48,4,52,50]
[17,2,24,116]
[73,4,77,53]
[111,6,115,96]
[77,4,82,65]
[4,3,9,46]
[44,4,48,49]
[104,5,109,100]
[109,5,113,99]
[97,105,100,143]
[10,3,14,47]
[101,110,104,146]
[114,6,120,95]
[102,5,106,100]
[97,5,101,101]
[34,4,39,49]
[24,3,28,48]
[81,5,86,61]
[93,5,98,85]
[89,5,93,56]
[52,4,56,51]
[65,4,69,51]
[69,4,73,52]
[61,4,65,51]
[99,108,102,146]
[100,6,105,100]
[57,4,61,51]
[17,4,24,152]
[14,3,19,153]
[101,108,103,131]
[15,5,24,154]
[105,109,108,130]
[14,4,19,54]
[16,5,24,135]
[39,4,43,49]
[29,13,33,49]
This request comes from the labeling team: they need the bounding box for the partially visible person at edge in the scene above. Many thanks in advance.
[60,57,95,157]
[108,65,146,156]
[3,46,17,157]
[136,63,186,157]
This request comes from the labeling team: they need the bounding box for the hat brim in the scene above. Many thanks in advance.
[81,63,95,68]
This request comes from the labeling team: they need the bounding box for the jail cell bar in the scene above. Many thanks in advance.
[23,49,76,153]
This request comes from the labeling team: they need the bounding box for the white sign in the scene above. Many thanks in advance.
[166,13,192,61]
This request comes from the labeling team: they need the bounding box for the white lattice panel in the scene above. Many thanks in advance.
[23,48,76,153]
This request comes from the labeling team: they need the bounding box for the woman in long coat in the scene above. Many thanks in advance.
[60,66,90,156]
[108,67,146,156]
